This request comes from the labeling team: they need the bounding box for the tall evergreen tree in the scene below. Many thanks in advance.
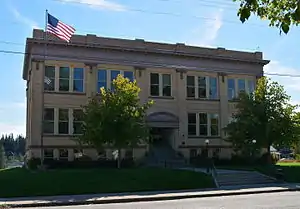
[0,143,5,169]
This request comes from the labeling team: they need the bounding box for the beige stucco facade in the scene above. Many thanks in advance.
[23,29,269,162]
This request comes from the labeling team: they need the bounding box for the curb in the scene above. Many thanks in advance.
[3,187,300,208]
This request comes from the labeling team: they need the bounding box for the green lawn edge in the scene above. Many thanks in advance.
[0,167,215,198]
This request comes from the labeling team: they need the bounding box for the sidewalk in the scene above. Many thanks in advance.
[1,183,300,208]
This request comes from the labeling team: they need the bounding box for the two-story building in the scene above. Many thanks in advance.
[23,29,269,162]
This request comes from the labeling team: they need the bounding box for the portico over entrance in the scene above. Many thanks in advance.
[146,112,179,128]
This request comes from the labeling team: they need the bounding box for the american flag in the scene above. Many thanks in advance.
[44,76,51,85]
[46,13,75,42]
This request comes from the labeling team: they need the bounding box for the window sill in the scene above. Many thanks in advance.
[186,98,220,101]
[188,136,221,139]
[44,91,86,95]
[228,99,239,102]
[42,134,80,137]
[149,96,174,100]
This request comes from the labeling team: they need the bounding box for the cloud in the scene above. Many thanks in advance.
[0,101,26,136]
[264,61,300,109]
[58,0,126,11]
[0,123,25,137]
[10,7,39,29]
[186,9,223,47]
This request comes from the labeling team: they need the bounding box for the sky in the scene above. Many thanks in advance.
[1,0,300,136]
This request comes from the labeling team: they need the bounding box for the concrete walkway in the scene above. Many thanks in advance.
[1,183,299,208]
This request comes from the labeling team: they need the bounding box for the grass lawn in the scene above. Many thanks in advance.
[0,167,215,198]
[276,162,300,167]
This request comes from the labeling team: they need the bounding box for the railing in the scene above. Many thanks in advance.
[210,160,219,188]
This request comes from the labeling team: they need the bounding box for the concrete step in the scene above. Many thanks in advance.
[215,170,279,187]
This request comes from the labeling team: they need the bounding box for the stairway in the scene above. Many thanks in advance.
[146,142,186,168]
[216,169,280,188]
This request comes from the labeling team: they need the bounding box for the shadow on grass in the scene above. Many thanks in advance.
[0,167,215,198]
[1,167,300,207]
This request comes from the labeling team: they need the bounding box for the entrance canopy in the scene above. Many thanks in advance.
[146,112,179,128]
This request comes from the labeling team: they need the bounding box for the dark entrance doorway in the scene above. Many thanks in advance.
[149,127,174,146]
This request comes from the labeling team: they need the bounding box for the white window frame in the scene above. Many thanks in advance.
[228,78,256,100]
[72,67,85,93]
[187,113,197,136]
[188,112,220,137]
[97,69,135,92]
[43,108,55,134]
[186,75,196,98]
[72,109,84,135]
[150,73,172,97]
[48,65,85,93]
[59,149,69,160]
[58,108,70,135]
[186,75,218,99]
[44,149,54,159]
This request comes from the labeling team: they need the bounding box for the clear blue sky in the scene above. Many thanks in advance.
[1,0,300,136]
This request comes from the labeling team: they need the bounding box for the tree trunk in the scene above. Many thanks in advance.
[117,148,121,169]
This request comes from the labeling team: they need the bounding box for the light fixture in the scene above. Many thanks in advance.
[252,139,256,144]
[205,139,210,145]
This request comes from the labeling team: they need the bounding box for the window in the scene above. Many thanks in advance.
[43,108,54,134]
[188,113,197,136]
[59,149,68,160]
[186,76,218,99]
[227,78,235,100]
[188,113,219,136]
[228,78,256,99]
[162,74,171,96]
[190,149,198,158]
[209,114,219,136]
[150,73,172,97]
[74,149,83,158]
[59,67,70,91]
[97,70,107,92]
[125,150,133,159]
[186,76,195,98]
[124,71,134,82]
[247,80,255,94]
[98,150,107,159]
[73,109,83,135]
[58,109,69,134]
[44,149,54,159]
[209,77,218,99]
[238,79,246,94]
[110,70,120,90]
[73,68,84,92]
[150,73,159,96]
[198,77,206,98]
[199,113,208,136]
[44,66,55,91]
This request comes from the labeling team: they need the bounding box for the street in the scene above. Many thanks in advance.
[16,191,300,209]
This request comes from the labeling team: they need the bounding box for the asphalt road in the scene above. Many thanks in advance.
[16,191,300,209]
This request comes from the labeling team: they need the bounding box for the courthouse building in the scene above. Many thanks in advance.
[23,29,269,161]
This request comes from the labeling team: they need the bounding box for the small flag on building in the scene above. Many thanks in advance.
[46,13,75,42]
[44,76,51,85]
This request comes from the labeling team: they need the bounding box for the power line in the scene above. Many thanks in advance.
[0,48,299,78]
[47,0,265,27]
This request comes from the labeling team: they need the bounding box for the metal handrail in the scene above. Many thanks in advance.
[211,160,219,188]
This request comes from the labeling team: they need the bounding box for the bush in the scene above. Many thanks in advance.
[25,157,136,169]
[26,158,41,170]
[296,154,300,160]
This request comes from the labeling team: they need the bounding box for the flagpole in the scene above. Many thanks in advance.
[41,9,48,168]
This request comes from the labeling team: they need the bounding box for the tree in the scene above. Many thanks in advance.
[224,77,298,160]
[234,0,300,34]
[292,112,300,154]
[78,75,153,168]
[0,143,5,169]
